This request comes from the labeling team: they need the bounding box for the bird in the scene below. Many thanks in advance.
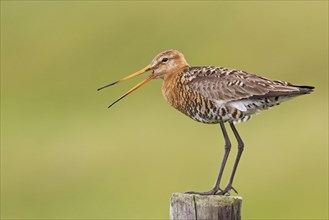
[97,49,314,195]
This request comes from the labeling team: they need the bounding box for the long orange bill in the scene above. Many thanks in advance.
[96,64,154,108]
[107,74,155,108]
[97,65,151,91]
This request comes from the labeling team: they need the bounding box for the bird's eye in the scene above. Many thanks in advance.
[162,57,169,62]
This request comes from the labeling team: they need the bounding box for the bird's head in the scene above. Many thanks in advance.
[150,49,188,79]
[97,49,189,108]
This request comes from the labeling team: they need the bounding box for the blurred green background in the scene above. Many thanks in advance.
[1,1,328,219]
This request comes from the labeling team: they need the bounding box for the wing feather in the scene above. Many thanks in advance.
[186,66,304,102]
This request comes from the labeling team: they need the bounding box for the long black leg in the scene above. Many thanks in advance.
[211,121,232,193]
[186,121,231,195]
[218,122,244,195]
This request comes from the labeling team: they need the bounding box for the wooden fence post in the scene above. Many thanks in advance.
[170,192,242,220]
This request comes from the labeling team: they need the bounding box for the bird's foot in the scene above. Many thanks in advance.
[185,187,222,195]
[216,185,238,196]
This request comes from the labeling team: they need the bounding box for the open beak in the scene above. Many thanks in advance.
[97,64,154,108]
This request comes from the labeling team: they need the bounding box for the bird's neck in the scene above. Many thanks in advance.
[162,65,190,107]
[163,65,189,82]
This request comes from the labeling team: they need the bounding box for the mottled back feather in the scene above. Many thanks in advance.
[186,66,313,102]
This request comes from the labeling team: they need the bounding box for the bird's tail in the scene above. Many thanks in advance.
[293,85,315,95]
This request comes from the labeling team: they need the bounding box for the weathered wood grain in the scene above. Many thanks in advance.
[170,192,242,220]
